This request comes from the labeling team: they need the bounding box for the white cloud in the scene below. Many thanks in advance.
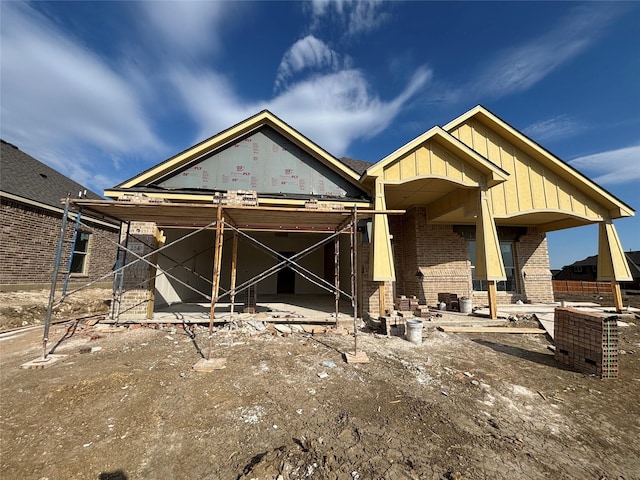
[268,68,430,155]
[470,5,621,98]
[570,145,640,185]
[275,36,346,91]
[169,68,251,141]
[309,0,389,36]
[0,2,163,192]
[523,115,583,142]
[138,1,230,57]
[171,64,431,156]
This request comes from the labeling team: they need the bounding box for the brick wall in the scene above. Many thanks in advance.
[115,222,158,320]
[390,208,471,306]
[554,308,618,379]
[1,198,118,288]
[517,229,554,302]
[383,211,554,314]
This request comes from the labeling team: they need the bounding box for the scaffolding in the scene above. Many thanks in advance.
[42,198,403,361]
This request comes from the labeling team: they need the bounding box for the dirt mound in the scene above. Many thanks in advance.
[0,288,110,330]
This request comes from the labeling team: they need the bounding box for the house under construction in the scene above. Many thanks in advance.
[64,106,634,324]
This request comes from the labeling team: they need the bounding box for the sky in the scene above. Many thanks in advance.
[1,0,638,270]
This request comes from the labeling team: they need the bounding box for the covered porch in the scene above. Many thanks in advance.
[360,111,634,319]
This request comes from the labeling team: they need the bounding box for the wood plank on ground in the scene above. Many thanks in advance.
[437,326,546,334]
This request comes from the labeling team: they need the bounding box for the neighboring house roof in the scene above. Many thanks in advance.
[563,254,598,269]
[626,251,640,279]
[1,139,102,209]
[562,251,640,279]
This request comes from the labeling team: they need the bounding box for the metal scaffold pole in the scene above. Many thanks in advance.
[61,205,82,297]
[42,194,71,359]
[351,206,358,354]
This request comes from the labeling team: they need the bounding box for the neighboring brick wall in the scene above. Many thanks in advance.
[517,229,554,302]
[1,198,118,287]
[554,308,619,379]
[116,222,158,320]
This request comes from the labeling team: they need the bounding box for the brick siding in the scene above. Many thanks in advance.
[517,229,554,302]
[1,198,118,287]
[361,209,554,318]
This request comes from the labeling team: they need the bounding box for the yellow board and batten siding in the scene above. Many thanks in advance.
[449,120,608,222]
[381,140,482,187]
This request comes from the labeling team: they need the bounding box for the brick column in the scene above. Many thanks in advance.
[118,222,158,320]
[517,229,553,303]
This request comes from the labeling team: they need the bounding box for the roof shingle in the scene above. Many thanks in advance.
[0,139,102,208]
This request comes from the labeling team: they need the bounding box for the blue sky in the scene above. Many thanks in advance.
[1,1,638,269]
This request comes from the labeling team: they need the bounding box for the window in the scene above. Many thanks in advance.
[469,241,516,292]
[70,232,90,274]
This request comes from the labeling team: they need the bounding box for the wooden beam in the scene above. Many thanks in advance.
[334,235,340,324]
[488,281,498,320]
[611,280,624,313]
[209,207,225,326]
[438,326,545,334]
[229,231,239,316]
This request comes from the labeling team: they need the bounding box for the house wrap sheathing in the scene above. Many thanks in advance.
[74,106,634,320]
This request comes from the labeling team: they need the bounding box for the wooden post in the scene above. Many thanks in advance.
[488,280,498,319]
[379,282,386,316]
[611,280,624,313]
[147,228,165,319]
[230,231,239,318]
[334,235,340,324]
[208,207,224,358]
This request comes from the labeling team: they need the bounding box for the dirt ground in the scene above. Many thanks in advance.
[1,289,639,480]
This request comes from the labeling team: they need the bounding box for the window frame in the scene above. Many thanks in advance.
[469,240,517,293]
[70,231,91,276]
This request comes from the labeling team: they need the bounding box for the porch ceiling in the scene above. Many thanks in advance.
[383,178,459,210]
[70,199,401,232]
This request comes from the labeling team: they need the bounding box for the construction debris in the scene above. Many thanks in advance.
[395,295,419,311]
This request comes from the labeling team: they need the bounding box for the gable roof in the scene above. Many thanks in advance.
[444,105,635,219]
[113,110,363,192]
[362,126,509,187]
[0,139,103,209]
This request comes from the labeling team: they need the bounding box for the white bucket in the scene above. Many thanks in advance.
[405,319,423,344]
[460,297,472,314]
